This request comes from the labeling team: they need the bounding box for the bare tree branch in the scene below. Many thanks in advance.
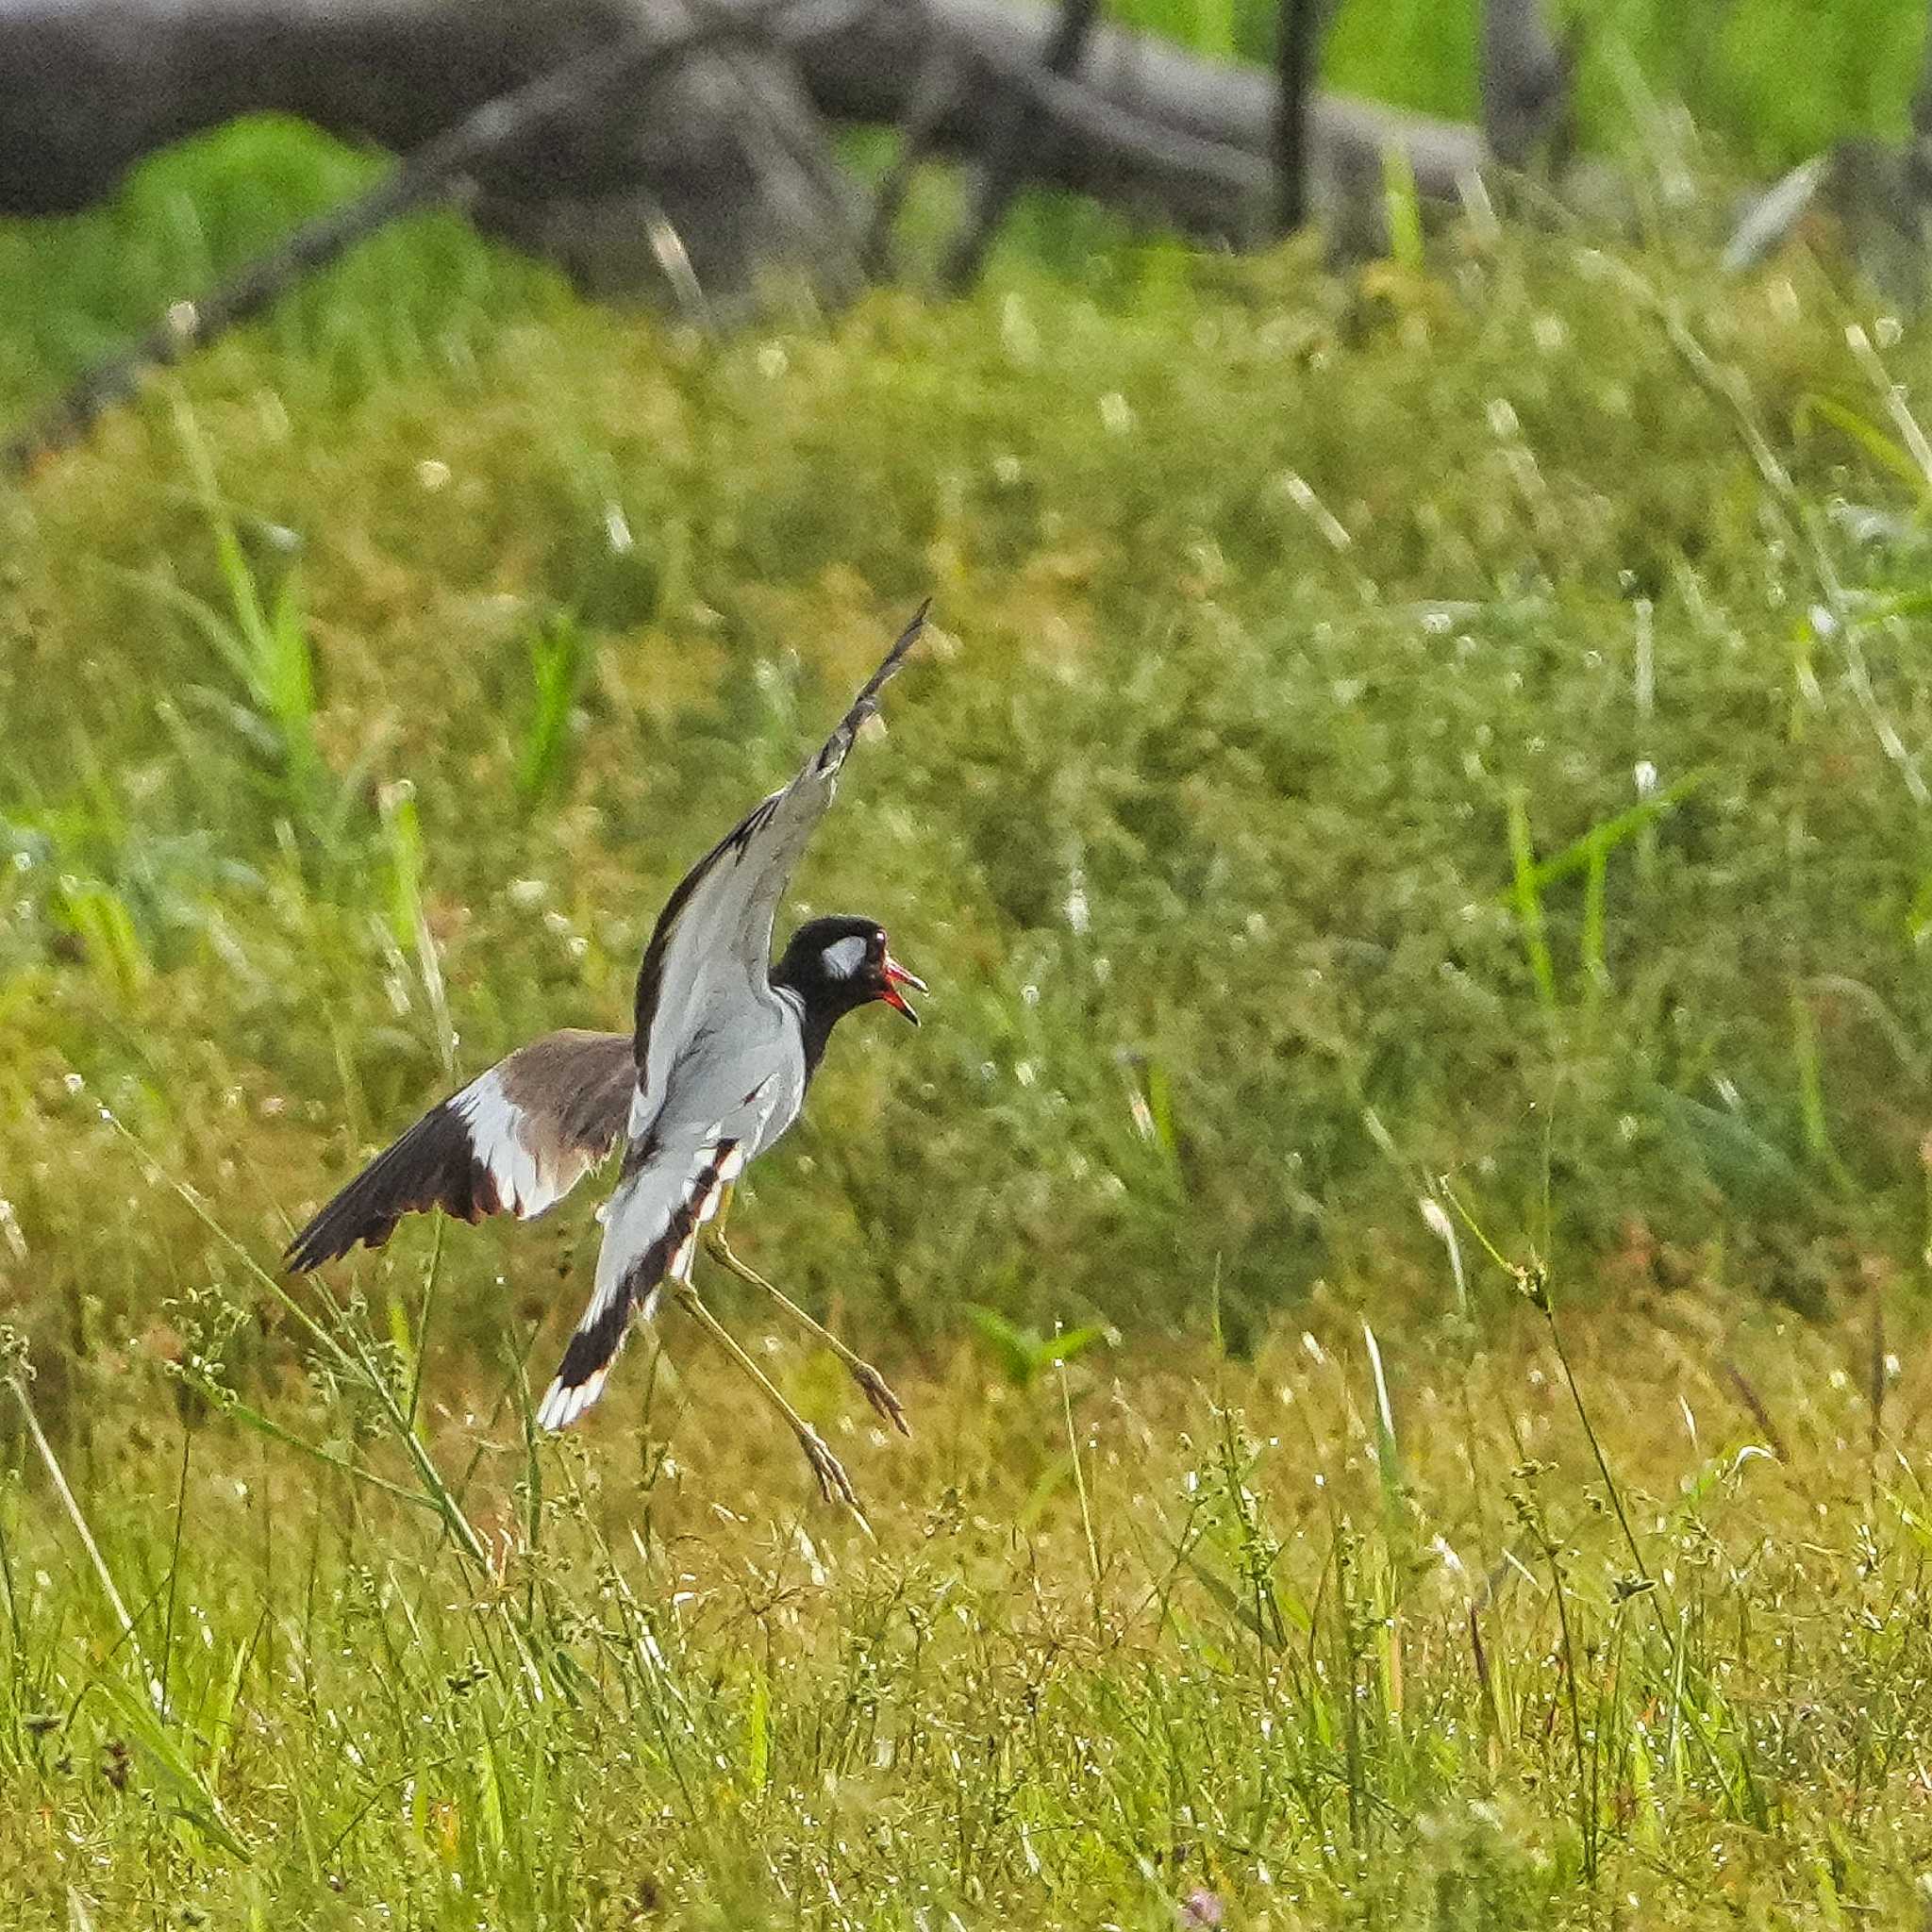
[1274,0,1327,231]
[862,33,962,278]
[708,37,867,301]
[1909,0,1932,200]
[2,0,859,478]
[1480,0,1572,171]
[0,0,1494,239]
[941,0,1102,291]
[2,0,1557,475]
[805,0,1494,234]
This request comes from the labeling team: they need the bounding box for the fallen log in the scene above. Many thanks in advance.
[0,0,1491,247]
[3,0,863,476]
[0,0,1556,475]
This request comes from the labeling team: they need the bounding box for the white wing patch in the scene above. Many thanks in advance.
[453,1068,570,1220]
[283,1029,633,1274]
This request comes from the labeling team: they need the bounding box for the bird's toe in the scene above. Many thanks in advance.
[853,1361,912,1438]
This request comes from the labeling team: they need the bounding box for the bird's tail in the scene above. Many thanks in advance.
[534,1133,744,1431]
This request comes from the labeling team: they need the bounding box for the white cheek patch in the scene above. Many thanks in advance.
[823,935,868,979]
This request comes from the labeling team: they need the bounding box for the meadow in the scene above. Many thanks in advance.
[11,7,1932,1924]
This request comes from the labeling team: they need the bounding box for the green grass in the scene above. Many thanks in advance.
[0,117,573,422]
[9,213,1932,1354]
[8,1269,1932,1924]
[11,42,1932,1925]
[4,0,1931,415]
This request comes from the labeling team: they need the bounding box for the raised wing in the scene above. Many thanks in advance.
[284,1029,634,1272]
[630,603,929,1104]
[534,1126,746,1430]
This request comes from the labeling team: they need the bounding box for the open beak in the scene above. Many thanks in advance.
[878,952,926,1024]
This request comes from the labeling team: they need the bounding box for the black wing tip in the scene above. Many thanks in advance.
[280,1100,494,1274]
[867,600,933,686]
[824,601,935,764]
[283,1202,399,1274]
[886,599,931,668]
[283,1200,360,1273]
[282,1228,328,1274]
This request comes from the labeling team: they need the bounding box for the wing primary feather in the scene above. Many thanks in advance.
[283,1099,492,1272]
[630,603,931,1077]
[810,600,929,776]
[284,1031,633,1272]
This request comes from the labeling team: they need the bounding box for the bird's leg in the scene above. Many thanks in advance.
[669,1277,874,1538]
[701,1183,911,1437]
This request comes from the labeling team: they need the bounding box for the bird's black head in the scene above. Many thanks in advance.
[772,915,925,1070]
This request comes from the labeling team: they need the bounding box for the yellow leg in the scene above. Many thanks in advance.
[702,1184,911,1438]
[670,1278,874,1538]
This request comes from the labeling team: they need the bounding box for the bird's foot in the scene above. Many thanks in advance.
[701,1224,911,1441]
[793,1422,873,1537]
[849,1358,912,1438]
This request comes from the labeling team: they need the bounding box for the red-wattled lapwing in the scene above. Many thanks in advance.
[284,608,932,1521]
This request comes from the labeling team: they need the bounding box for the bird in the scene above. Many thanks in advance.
[283,607,932,1522]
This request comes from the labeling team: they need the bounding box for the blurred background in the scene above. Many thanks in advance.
[13,3,1932,1923]
[8,0,1932,1370]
